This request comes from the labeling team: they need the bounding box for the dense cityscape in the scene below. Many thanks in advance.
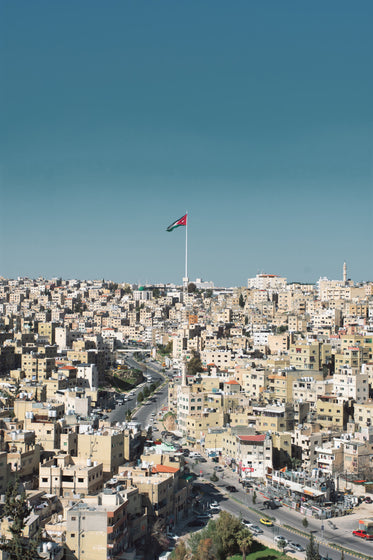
[0,269,372,560]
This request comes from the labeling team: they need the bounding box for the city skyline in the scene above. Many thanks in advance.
[2,1,372,285]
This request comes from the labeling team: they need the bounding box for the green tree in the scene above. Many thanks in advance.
[125,409,132,421]
[187,282,197,293]
[239,294,245,308]
[187,351,203,375]
[252,491,257,504]
[194,537,217,560]
[277,538,287,557]
[137,391,144,404]
[150,382,156,392]
[215,510,241,557]
[0,479,40,560]
[236,527,253,560]
[302,517,309,529]
[306,533,320,560]
[143,385,150,398]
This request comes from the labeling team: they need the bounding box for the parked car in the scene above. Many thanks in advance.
[247,525,263,534]
[274,536,288,545]
[364,496,372,504]
[290,542,305,552]
[226,485,238,492]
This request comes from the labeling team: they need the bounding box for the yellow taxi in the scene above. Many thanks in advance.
[260,518,273,526]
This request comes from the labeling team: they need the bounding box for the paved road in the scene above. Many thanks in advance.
[109,357,167,425]
[187,458,373,560]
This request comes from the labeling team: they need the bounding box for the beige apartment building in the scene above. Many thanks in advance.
[39,454,103,497]
[186,411,225,443]
[354,401,373,430]
[316,396,347,430]
[77,429,131,479]
[65,493,128,560]
[252,405,293,433]
[292,374,332,405]
[289,341,332,370]
[343,439,373,476]
[21,353,55,381]
[236,367,267,400]
[333,367,369,404]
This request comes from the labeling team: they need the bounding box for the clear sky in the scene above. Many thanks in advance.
[1,1,372,286]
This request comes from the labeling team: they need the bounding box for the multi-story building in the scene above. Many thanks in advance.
[39,454,103,497]
[65,492,128,560]
[236,433,272,479]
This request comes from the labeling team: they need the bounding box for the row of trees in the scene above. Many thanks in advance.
[137,381,160,404]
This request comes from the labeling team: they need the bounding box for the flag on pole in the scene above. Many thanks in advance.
[166,213,187,232]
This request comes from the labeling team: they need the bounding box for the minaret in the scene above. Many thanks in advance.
[181,356,187,387]
[343,262,347,284]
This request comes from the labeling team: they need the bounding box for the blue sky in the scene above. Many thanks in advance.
[1,1,372,286]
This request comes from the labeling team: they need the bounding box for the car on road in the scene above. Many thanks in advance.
[274,536,288,545]
[245,524,263,534]
[289,542,305,552]
[263,500,278,509]
[226,485,237,492]
[352,530,373,540]
[364,496,372,504]
[214,466,224,472]
[260,518,273,526]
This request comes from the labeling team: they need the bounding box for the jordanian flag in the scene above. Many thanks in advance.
[166,213,187,232]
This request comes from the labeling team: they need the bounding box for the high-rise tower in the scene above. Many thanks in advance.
[343,262,347,284]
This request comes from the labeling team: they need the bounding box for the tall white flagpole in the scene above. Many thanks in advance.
[185,211,188,281]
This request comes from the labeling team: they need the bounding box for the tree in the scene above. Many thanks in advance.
[302,517,309,529]
[187,351,203,375]
[239,294,245,308]
[215,510,241,557]
[143,385,150,398]
[252,491,257,504]
[125,409,132,421]
[306,533,320,560]
[137,391,144,403]
[0,479,40,560]
[187,283,197,293]
[194,537,217,560]
[236,527,253,560]
[173,539,189,559]
[277,538,287,557]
